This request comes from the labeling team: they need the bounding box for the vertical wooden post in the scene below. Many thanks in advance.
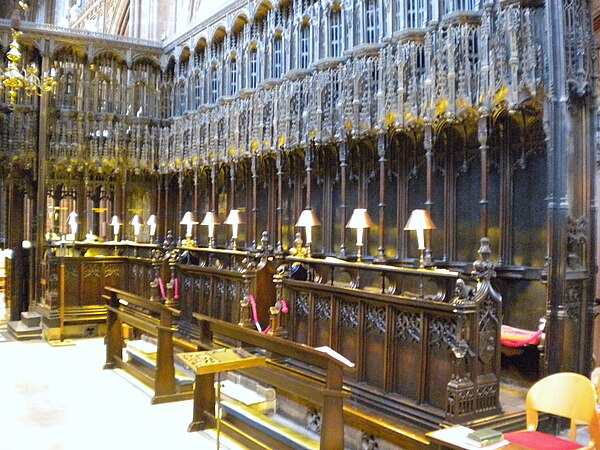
[305,140,313,208]
[251,154,258,248]
[34,52,52,310]
[275,147,284,253]
[156,174,162,241]
[211,163,218,212]
[188,372,216,432]
[424,123,434,263]
[478,113,489,239]
[153,304,177,402]
[177,171,184,242]
[163,175,170,240]
[78,177,88,242]
[103,291,123,369]
[339,139,348,257]
[320,363,345,450]
[58,255,66,342]
[376,133,386,262]
[194,169,200,241]
[120,178,126,240]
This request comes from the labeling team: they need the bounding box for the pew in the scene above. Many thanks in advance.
[189,313,350,450]
[103,286,195,404]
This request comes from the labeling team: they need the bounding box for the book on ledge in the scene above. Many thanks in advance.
[314,346,355,368]
[466,428,504,447]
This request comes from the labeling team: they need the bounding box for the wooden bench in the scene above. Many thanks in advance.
[103,286,195,404]
[190,313,350,450]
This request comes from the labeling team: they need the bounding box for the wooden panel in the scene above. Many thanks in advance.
[425,316,455,410]
[81,262,102,306]
[363,304,387,388]
[103,262,124,291]
[313,294,332,348]
[291,291,309,345]
[392,309,422,399]
[338,299,360,381]
[200,275,211,316]
[64,260,81,307]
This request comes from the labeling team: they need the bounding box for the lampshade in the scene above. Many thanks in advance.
[67,211,78,238]
[180,211,198,225]
[110,215,121,228]
[130,214,141,227]
[346,208,374,229]
[110,215,121,238]
[67,211,78,224]
[296,209,321,227]
[224,209,242,225]
[201,211,219,243]
[200,211,219,226]
[403,209,436,231]
[146,214,157,237]
[131,214,142,236]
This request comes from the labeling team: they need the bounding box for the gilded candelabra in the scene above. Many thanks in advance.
[0,3,57,108]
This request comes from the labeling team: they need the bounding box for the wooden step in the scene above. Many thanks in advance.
[220,399,320,450]
[125,341,194,386]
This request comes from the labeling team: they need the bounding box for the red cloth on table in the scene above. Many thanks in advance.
[504,431,583,449]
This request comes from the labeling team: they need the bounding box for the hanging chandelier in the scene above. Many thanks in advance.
[0,2,56,108]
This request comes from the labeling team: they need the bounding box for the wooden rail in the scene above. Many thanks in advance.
[104,286,194,404]
[192,313,350,450]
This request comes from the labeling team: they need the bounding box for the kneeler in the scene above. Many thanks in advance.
[504,430,584,450]
[501,324,544,348]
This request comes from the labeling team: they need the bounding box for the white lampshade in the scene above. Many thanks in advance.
[296,209,321,245]
[346,208,374,247]
[146,214,157,237]
[201,211,219,238]
[404,209,436,250]
[67,211,78,237]
[131,214,142,236]
[224,209,242,239]
[346,208,374,229]
[110,215,121,237]
[180,211,198,238]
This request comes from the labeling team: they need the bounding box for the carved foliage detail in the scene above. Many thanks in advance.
[566,215,588,269]
[295,292,309,319]
[104,264,122,279]
[340,301,358,328]
[562,280,582,321]
[564,0,593,96]
[396,311,421,342]
[479,297,499,364]
[366,305,386,334]
[83,264,100,279]
[430,317,457,350]
[315,296,331,321]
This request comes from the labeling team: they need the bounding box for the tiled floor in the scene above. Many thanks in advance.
[0,334,244,450]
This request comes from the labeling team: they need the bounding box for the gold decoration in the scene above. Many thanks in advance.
[0,5,56,108]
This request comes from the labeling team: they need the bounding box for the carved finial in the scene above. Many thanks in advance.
[473,237,495,276]
[452,278,475,306]
[260,230,270,252]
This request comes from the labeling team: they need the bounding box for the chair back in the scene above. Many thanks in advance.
[526,372,600,444]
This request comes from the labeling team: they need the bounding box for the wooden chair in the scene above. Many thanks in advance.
[505,372,600,449]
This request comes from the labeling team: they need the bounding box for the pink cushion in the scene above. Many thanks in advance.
[501,325,543,347]
[504,431,583,449]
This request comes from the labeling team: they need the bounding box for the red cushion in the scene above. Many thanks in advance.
[501,325,543,347]
[504,431,583,449]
